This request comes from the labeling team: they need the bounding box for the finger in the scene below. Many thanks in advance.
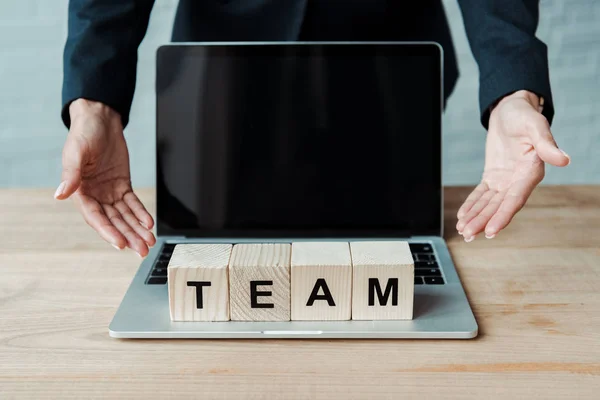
[103,204,150,257]
[462,191,504,239]
[114,200,156,248]
[457,183,488,220]
[72,194,127,249]
[484,178,536,237]
[456,189,497,233]
[529,115,570,167]
[123,192,154,229]
[56,136,84,200]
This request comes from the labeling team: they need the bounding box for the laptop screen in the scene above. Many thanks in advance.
[156,44,441,238]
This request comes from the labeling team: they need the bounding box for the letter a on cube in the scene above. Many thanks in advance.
[291,242,352,320]
[350,241,414,320]
[168,244,232,321]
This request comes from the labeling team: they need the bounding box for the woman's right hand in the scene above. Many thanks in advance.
[55,99,155,257]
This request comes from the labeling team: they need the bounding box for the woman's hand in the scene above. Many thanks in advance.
[55,99,155,256]
[456,90,570,241]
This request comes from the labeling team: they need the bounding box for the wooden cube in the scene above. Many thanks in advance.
[168,244,232,321]
[229,243,291,321]
[290,242,352,320]
[350,241,414,320]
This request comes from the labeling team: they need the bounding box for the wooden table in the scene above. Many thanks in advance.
[1,186,599,399]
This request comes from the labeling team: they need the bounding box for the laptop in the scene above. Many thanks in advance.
[109,42,478,339]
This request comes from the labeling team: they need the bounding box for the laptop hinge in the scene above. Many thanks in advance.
[410,235,443,239]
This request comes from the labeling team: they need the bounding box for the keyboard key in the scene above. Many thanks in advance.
[161,244,176,255]
[415,253,433,262]
[409,243,432,253]
[156,258,170,267]
[151,268,167,277]
[414,276,424,285]
[424,277,444,285]
[415,268,441,277]
[147,277,167,285]
[156,258,170,268]
[415,260,438,269]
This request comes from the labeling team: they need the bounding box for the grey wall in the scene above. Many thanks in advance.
[1,0,598,188]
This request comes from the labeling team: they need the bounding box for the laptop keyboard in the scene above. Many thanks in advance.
[145,242,445,285]
[145,243,175,285]
[408,243,445,285]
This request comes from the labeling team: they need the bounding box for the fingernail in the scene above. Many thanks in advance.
[458,230,463,235]
[485,233,496,239]
[140,221,149,229]
[54,181,66,199]
[560,149,571,165]
[464,236,475,243]
[111,244,122,250]
[136,252,144,259]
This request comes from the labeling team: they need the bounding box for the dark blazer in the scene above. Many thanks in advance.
[62,0,554,130]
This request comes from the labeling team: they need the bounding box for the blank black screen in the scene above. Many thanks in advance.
[156,44,441,238]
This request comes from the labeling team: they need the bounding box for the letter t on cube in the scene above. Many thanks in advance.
[168,244,232,321]
[350,241,414,320]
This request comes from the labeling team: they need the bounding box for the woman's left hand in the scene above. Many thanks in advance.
[456,90,570,241]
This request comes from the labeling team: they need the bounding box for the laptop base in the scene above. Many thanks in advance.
[109,237,478,339]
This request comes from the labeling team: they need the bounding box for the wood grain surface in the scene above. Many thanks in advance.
[229,243,291,321]
[1,186,599,399]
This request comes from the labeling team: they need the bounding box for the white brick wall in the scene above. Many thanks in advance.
[0,0,598,187]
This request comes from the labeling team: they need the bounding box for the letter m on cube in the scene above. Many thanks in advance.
[351,241,414,320]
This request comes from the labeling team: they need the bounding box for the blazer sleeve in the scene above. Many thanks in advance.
[62,0,155,129]
[457,0,554,129]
